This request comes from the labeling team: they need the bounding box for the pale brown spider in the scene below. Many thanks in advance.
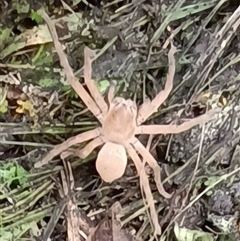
[35,10,217,235]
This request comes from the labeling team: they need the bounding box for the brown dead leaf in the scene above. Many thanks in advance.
[62,162,94,241]
[87,202,143,241]
[24,24,53,46]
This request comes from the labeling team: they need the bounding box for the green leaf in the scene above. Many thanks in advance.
[174,223,214,241]
[97,80,110,93]
[0,162,16,187]
[30,10,43,23]
[39,78,59,88]
[0,28,12,44]
[16,165,28,185]
[61,85,78,98]
[0,162,28,187]
[204,176,220,186]
[12,0,30,14]
[0,99,8,113]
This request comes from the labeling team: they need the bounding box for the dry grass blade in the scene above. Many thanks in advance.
[188,4,240,103]
[86,202,142,241]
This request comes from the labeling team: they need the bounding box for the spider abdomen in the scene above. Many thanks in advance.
[96,142,127,183]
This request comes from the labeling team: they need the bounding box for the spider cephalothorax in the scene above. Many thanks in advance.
[102,97,137,144]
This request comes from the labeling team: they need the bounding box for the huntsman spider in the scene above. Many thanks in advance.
[35,10,217,235]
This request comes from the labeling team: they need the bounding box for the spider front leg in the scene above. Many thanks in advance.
[40,10,104,123]
[83,47,108,116]
[135,108,218,135]
[34,128,101,168]
[137,41,177,125]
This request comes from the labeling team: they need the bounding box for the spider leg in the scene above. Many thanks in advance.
[137,41,177,125]
[84,47,108,116]
[34,128,101,168]
[131,138,172,199]
[125,143,162,235]
[61,136,104,160]
[107,83,116,104]
[40,11,104,123]
[135,109,217,135]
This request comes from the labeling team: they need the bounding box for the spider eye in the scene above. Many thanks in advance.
[129,105,137,114]
[112,97,124,107]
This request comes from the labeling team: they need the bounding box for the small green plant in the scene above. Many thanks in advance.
[30,10,43,24]
[0,161,28,188]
